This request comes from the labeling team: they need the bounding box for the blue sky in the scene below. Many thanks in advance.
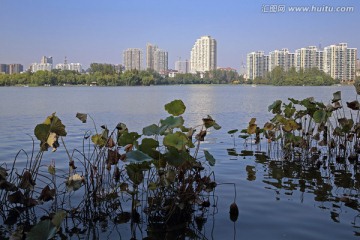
[1,0,359,71]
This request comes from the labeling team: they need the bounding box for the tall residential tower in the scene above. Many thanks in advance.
[190,36,217,73]
[123,48,143,71]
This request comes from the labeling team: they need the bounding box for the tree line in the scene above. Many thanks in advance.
[250,66,341,86]
[0,64,347,87]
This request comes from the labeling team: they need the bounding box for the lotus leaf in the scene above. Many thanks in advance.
[143,124,160,136]
[332,91,341,103]
[204,150,216,166]
[118,132,140,146]
[160,116,184,129]
[164,99,186,116]
[126,150,152,163]
[346,100,360,110]
[268,100,282,114]
[76,112,87,123]
[163,132,191,150]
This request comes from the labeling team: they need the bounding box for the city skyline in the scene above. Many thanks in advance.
[0,0,359,71]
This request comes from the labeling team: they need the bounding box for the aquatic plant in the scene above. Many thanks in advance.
[0,99,227,239]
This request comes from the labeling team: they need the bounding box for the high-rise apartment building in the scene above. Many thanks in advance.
[0,64,9,74]
[247,51,269,80]
[295,46,319,71]
[146,43,158,70]
[8,64,23,74]
[41,56,53,64]
[190,36,217,73]
[175,60,189,74]
[31,56,53,72]
[323,43,357,82]
[357,59,360,77]
[154,49,168,73]
[269,48,295,71]
[55,57,82,72]
[247,43,357,82]
[123,48,143,71]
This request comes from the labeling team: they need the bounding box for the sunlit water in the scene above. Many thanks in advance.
[0,85,359,239]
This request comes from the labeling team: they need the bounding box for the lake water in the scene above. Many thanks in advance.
[0,85,359,239]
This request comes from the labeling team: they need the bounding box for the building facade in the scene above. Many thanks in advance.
[247,43,357,82]
[153,49,168,73]
[247,51,268,80]
[146,43,157,70]
[323,43,357,82]
[190,36,217,73]
[269,48,295,71]
[123,48,143,71]
[0,64,9,74]
[8,64,24,74]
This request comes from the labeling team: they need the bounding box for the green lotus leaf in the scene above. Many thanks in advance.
[49,115,67,137]
[125,164,144,185]
[164,99,186,116]
[34,124,50,142]
[163,132,191,151]
[118,132,141,147]
[164,146,193,167]
[204,150,216,166]
[126,150,153,163]
[228,129,239,134]
[313,109,327,123]
[268,100,282,114]
[142,124,160,136]
[160,116,184,129]
[76,113,87,123]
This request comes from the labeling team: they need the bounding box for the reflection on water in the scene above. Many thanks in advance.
[234,149,360,236]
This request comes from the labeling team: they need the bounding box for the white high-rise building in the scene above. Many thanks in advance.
[55,57,82,72]
[323,43,357,82]
[123,48,143,71]
[269,48,295,71]
[190,36,217,73]
[31,56,53,72]
[31,63,52,72]
[295,46,318,71]
[247,51,269,80]
[154,49,168,73]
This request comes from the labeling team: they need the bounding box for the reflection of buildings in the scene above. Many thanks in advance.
[247,43,357,82]
[190,36,217,73]
[123,48,143,71]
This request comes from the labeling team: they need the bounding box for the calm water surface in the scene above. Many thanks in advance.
[0,85,359,239]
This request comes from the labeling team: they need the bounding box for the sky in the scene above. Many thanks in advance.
[1,0,359,72]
